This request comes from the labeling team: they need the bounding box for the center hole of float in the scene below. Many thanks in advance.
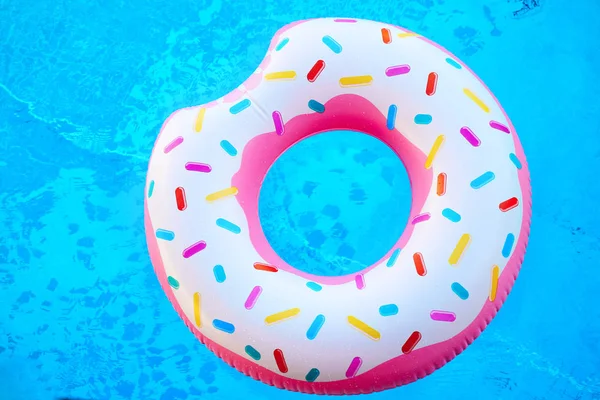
[258,130,412,277]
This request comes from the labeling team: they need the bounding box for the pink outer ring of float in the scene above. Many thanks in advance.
[144,20,532,395]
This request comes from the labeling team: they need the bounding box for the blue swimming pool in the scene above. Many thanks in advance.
[1,1,600,399]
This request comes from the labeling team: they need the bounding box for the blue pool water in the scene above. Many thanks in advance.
[1,1,600,399]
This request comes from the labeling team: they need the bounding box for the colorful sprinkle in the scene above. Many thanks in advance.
[442,208,461,222]
[430,310,456,322]
[272,111,285,135]
[264,71,297,81]
[185,162,212,173]
[502,233,515,258]
[212,319,235,334]
[307,60,326,82]
[193,292,201,327]
[414,114,433,125]
[194,108,206,132]
[509,153,522,169]
[322,35,342,54]
[451,282,469,300]
[164,136,183,153]
[426,72,438,96]
[182,240,207,259]
[460,126,481,147]
[229,99,251,114]
[274,349,288,373]
[385,64,410,77]
[402,331,422,354]
[386,248,401,267]
[445,58,462,69]
[413,252,427,276]
[381,28,392,44]
[339,75,373,87]
[425,134,444,169]
[449,234,471,265]
[306,314,326,340]
[206,187,238,202]
[275,38,289,51]
[499,197,519,212]
[379,304,398,317]
[167,276,180,289]
[437,173,447,196]
[347,316,381,341]
[398,32,419,38]
[175,187,187,211]
[244,286,263,310]
[346,357,363,378]
[464,88,490,113]
[306,281,322,292]
[213,265,226,283]
[306,368,320,382]
[308,99,325,113]
[216,218,241,234]
[245,345,261,361]
[155,229,175,241]
[489,265,500,301]
[355,274,366,290]
[148,180,155,198]
[386,104,398,130]
[470,171,496,189]
[216,141,238,158]
[265,308,300,325]
[411,212,431,224]
[490,120,510,133]
[253,262,278,273]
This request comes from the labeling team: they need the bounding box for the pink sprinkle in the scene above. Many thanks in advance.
[334,18,357,23]
[345,357,363,378]
[272,111,284,135]
[164,136,184,153]
[411,212,431,224]
[489,120,510,134]
[182,240,206,259]
[244,286,262,310]
[355,274,365,290]
[430,310,456,322]
[385,64,411,77]
[460,127,481,147]
[185,162,212,173]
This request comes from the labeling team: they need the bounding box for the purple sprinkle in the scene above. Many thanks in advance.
[489,120,510,134]
[185,162,212,173]
[346,357,363,378]
[411,212,431,224]
[272,111,285,135]
[334,18,357,23]
[430,310,456,322]
[164,136,184,153]
[460,127,481,147]
[355,274,366,290]
[385,64,411,77]
[182,241,206,259]
[244,286,263,310]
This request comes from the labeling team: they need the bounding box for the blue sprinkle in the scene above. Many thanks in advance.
[275,37,289,51]
[308,99,325,113]
[212,319,235,334]
[379,304,399,317]
[148,180,155,198]
[229,99,251,115]
[306,282,322,292]
[386,248,401,267]
[414,114,433,125]
[306,368,320,382]
[155,229,175,241]
[213,265,226,283]
[387,105,397,130]
[451,282,469,300]
[244,345,261,360]
[220,140,238,156]
[509,153,522,169]
[470,171,496,189]
[502,233,515,258]
[445,58,462,69]
[167,276,180,289]
[322,35,342,54]
[442,208,462,222]
[216,218,241,234]
[306,314,326,340]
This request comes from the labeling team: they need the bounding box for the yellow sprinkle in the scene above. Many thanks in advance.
[193,292,201,327]
[489,265,500,301]
[449,233,471,265]
[463,88,490,113]
[397,32,419,38]
[347,316,381,341]
[194,108,206,132]
[265,308,301,325]
[264,71,297,81]
[339,75,373,87]
[424,135,445,169]
[205,187,238,202]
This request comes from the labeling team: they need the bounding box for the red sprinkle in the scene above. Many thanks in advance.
[381,28,392,44]
[274,349,288,373]
[175,187,187,211]
[402,331,422,354]
[499,197,519,212]
[413,253,427,276]
[307,60,326,82]
[426,72,438,96]
[253,262,278,273]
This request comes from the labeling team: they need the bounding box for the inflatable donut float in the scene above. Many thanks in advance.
[144,18,531,395]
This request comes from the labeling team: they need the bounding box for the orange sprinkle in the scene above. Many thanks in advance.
[413,252,427,276]
[253,262,278,273]
[437,173,447,196]
[381,28,392,44]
